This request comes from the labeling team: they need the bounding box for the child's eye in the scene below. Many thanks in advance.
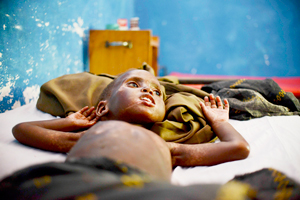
[128,82,138,88]
[155,90,161,96]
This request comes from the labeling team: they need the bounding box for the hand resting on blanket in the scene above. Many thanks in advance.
[12,69,249,167]
[167,94,250,166]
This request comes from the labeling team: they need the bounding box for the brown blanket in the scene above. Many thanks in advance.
[36,70,214,144]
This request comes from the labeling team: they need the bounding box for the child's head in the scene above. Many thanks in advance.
[96,69,165,125]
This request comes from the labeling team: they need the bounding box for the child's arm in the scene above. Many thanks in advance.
[12,106,99,153]
[167,94,250,167]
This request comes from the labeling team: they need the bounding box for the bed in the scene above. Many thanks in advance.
[1,69,300,192]
[1,99,300,187]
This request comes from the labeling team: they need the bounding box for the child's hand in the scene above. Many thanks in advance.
[199,94,229,128]
[67,106,100,129]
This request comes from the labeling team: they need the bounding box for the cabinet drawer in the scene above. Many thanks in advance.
[89,30,158,76]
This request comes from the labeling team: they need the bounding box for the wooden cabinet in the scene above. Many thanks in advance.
[89,30,159,76]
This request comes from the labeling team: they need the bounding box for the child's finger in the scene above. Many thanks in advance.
[216,96,223,109]
[209,94,217,108]
[199,101,207,113]
[87,111,96,120]
[89,110,100,123]
[199,101,205,108]
[83,106,95,116]
[78,106,89,114]
[91,115,101,123]
[204,96,210,106]
[224,99,229,110]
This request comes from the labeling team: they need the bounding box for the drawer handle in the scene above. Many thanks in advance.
[105,41,133,49]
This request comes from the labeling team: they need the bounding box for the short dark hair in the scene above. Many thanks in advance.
[98,79,116,101]
[98,69,146,102]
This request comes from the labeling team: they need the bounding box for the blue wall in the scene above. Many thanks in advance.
[135,0,300,77]
[0,0,134,113]
[1,0,300,113]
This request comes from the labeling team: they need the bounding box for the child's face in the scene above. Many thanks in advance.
[107,70,165,124]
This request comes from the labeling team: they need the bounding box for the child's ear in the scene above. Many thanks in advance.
[96,101,109,118]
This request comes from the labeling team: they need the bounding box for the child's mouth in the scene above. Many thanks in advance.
[140,95,155,106]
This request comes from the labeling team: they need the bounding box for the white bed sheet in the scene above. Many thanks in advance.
[172,114,300,185]
[1,101,300,186]
[0,101,66,180]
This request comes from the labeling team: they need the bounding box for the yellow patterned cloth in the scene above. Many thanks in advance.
[0,157,223,199]
[1,158,299,200]
[218,168,300,200]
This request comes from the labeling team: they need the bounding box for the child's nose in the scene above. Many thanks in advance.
[141,87,153,95]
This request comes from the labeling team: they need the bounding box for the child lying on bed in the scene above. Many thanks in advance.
[12,69,250,167]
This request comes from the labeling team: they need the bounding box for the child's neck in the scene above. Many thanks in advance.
[132,123,154,130]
